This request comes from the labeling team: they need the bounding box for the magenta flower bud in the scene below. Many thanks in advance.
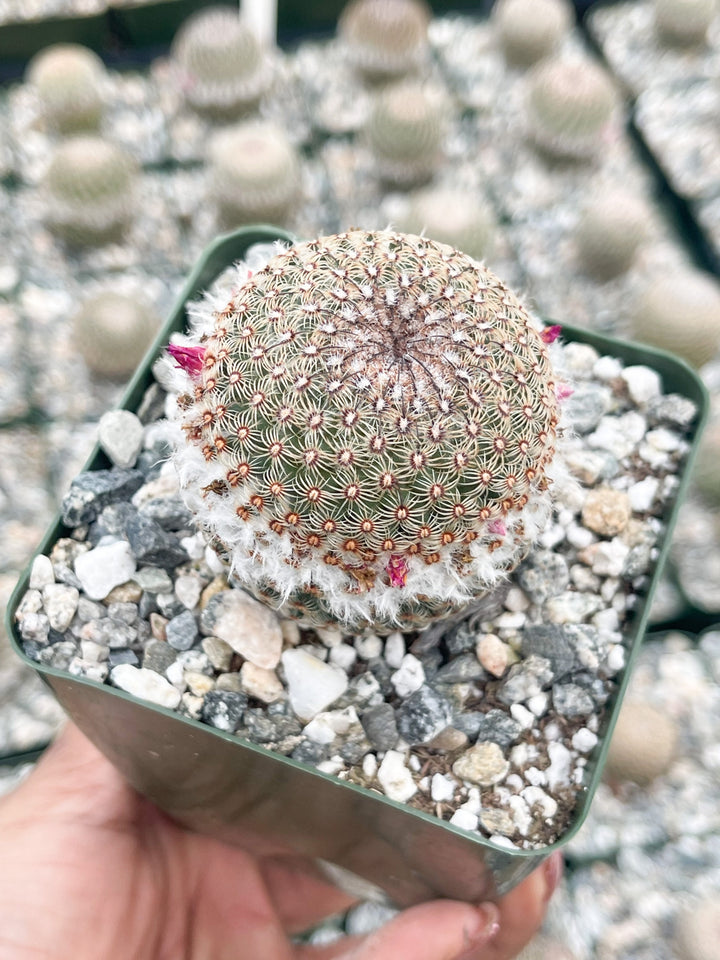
[541,324,562,344]
[167,343,206,378]
[386,555,409,588]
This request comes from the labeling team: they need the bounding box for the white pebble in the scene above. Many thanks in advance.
[240,662,284,703]
[282,648,349,720]
[449,809,479,831]
[572,728,599,752]
[316,626,344,648]
[431,773,456,802]
[606,644,626,672]
[175,574,202,610]
[29,554,54,589]
[377,750,417,803]
[329,643,357,671]
[110,664,181,709]
[384,632,406,669]
[621,365,662,405]
[510,703,535,729]
[362,753,378,779]
[98,410,144,469]
[593,355,623,380]
[524,766,547,786]
[521,785,558,819]
[527,693,549,717]
[390,654,425,697]
[545,741,573,790]
[74,540,137,601]
[355,634,383,659]
[628,476,660,512]
[477,633,509,677]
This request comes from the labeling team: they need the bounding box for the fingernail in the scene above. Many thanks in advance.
[456,902,500,960]
[542,852,564,902]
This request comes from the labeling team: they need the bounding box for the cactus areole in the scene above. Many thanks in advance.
[170,231,562,631]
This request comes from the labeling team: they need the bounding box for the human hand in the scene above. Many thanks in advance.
[0,723,560,960]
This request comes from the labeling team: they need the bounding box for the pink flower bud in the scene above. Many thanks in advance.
[541,324,562,344]
[556,382,574,401]
[487,519,506,537]
[167,343,206,379]
[386,555,409,588]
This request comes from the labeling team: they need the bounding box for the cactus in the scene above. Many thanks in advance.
[208,121,302,229]
[338,0,431,79]
[171,6,273,119]
[25,43,106,135]
[654,0,717,46]
[366,81,447,187]
[491,0,573,68]
[73,290,160,380]
[630,268,720,369]
[400,186,496,262]
[525,56,618,161]
[693,412,720,505]
[574,187,649,281]
[169,230,563,633]
[604,700,678,786]
[42,135,139,246]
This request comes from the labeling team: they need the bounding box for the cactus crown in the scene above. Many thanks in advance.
[172,6,272,116]
[492,0,573,68]
[26,43,106,134]
[526,57,617,160]
[338,0,431,77]
[170,230,561,631]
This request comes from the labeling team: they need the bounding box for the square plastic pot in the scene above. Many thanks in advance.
[5,224,710,907]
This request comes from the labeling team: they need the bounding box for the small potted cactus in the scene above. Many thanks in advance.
[338,0,432,80]
[491,0,573,69]
[25,42,107,135]
[653,0,718,46]
[573,186,649,282]
[7,225,708,907]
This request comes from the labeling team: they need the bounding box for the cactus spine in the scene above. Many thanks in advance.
[169,230,562,633]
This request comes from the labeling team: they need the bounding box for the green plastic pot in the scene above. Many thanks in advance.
[5,224,709,906]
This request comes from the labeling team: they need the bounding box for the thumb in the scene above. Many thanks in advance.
[310,899,500,960]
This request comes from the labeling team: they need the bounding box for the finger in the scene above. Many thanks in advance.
[260,855,359,934]
[297,899,500,960]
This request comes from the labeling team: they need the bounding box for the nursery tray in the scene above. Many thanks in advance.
[5,225,709,907]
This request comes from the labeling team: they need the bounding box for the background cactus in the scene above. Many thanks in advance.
[673,896,720,960]
[574,187,649,281]
[337,0,431,79]
[73,290,160,380]
[399,185,496,262]
[366,81,447,187]
[491,0,573,68]
[693,412,720,505]
[525,56,618,161]
[603,700,679,786]
[630,268,720,369]
[25,43,107,135]
[653,0,717,46]
[207,121,302,229]
[170,230,562,633]
[42,135,139,246]
[171,6,274,119]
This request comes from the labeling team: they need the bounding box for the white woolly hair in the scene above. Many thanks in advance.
[166,241,577,629]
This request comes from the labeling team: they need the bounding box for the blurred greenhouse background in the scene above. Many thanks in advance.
[0,0,719,956]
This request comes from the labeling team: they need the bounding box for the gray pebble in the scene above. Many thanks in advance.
[521,624,582,680]
[133,567,174,594]
[142,638,178,674]
[166,609,199,651]
[564,384,612,434]
[360,702,399,752]
[435,652,486,683]
[465,708,523,748]
[395,685,453,746]
[125,513,189,569]
[138,497,194,531]
[201,690,248,732]
[552,683,595,717]
[518,551,570,604]
[61,469,145,526]
[497,655,554,704]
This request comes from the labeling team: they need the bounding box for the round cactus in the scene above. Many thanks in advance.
[525,56,618,161]
[338,0,431,79]
[630,268,720,369]
[169,230,563,633]
[400,186,496,262]
[208,121,302,229]
[171,6,273,119]
[674,896,720,960]
[26,43,106,135]
[604,700,678,786]
[693,413,720,505]
[574,188,649,281]
[366,81,447,187]
[492,0,573,68]
[654,0,717,46]
[73,290,160,380]
[42,135,139,246]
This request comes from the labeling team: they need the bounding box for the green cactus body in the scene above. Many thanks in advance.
[170,230,561,632]
[171,6,273,119]
[631,269,720,369]
[575,188,649,281]
[73,291,159,380]
[338,0,431,79]
[492,0,573,68]
[366,81,447,187]
[208,121,301,229]
[43,135,139,246]
[400,186,496,262]
[654,0,717,46]
[26,43,106,135]
[526,57,618,161]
